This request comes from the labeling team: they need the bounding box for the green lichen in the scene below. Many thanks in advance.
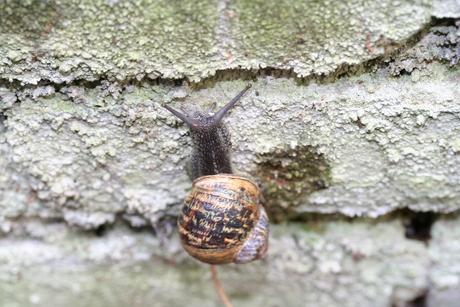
[1,2,460,306]
[2,217,460,306]
[256,146,331,219]
[0,0,434,84]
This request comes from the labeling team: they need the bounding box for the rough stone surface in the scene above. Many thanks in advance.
[1,0,460,306]
[0,216,459,307]
[1,60,460,227]
[432,0,460,18]
[0,0,432,83]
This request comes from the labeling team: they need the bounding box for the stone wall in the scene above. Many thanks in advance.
[1,1,459,306]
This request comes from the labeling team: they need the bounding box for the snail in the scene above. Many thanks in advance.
[162,84,269,265]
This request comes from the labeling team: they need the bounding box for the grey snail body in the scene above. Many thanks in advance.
[162,84,269,265]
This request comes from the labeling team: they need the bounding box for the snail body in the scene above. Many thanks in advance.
[162,84,269,265]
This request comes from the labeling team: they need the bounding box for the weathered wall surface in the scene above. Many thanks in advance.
[1,217,459,307]
[1,0,460,306]
[0,0,434,82]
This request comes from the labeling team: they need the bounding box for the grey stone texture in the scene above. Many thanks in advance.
[1,0,460,306]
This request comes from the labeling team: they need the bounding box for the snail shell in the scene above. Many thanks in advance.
[178,174,269,264]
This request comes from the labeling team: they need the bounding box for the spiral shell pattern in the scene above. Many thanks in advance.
[178,174,269,264]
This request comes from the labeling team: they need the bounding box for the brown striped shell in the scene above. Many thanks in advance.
[178,174,269,264]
